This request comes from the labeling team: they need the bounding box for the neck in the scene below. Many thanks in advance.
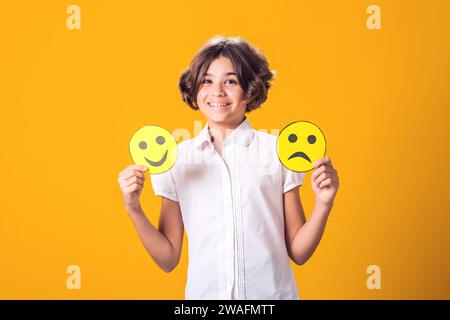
[208,116,246,143]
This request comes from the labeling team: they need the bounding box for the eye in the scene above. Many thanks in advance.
[307,135,316,144]
[202,79,212,84]
[156,136,165,145]
[139,141,147,150]
[225,79,238,85]
[288,134,297,143]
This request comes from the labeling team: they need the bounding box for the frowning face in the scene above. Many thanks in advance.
[129,125,178,174]
[277,121,326,172]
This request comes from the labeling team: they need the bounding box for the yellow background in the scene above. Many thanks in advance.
[1,0,449,299]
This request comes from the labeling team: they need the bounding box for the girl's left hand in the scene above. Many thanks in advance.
[311,156,339,207]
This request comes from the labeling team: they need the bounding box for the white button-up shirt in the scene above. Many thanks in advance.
[150,117,305,299]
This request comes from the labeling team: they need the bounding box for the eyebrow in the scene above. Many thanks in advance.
[205,72,237,76]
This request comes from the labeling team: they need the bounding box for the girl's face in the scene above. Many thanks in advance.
[196,56,247,129]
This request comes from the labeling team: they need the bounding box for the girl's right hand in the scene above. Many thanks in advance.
[118,165,148,211]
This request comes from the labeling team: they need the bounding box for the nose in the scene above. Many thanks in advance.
[211,82,225,97]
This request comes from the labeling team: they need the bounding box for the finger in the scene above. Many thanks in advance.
[118,172,145,186]
[311,166,335,183]
[313,156,329,169]
[120,176,144,189]
[319,178,332,188]
[121,165,147,177]
[322,165,336,176]
[314,172,330,186]
[315,173,337,187]
[311,165,326,181]
[119,165,147,178]
[129,165,148,172]
[125,176,144,188]
[124,183,142,194]
[119,168,146,181]
[120,180,143,192]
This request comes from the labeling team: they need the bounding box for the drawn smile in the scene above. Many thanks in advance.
[144,150,168,167]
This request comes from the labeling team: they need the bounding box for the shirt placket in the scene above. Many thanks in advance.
[212,141,234,299]
[229,144,245,300]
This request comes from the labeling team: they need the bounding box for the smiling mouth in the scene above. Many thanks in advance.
[208,102,231,106]
[288,151,311,163]
[144,150,168,167]
[207,102,231,111]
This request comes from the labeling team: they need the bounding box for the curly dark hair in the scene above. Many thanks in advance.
[178,36,275,112]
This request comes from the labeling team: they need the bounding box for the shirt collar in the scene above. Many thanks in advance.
[194,117,255,149]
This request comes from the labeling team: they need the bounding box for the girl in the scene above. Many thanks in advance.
[118,36,339,299]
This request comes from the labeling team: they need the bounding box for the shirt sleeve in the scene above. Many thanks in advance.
[282,165,306,193]
[149,169,179,202]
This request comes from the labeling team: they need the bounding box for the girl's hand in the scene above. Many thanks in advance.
[311,157,339,207]
[118,165,147,212]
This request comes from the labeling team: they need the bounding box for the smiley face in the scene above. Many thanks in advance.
[129,125,178,174]
[277,121,326,172]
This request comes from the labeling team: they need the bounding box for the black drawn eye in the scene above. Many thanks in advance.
[156,136,165,145]
[307,135,316,144]
[139,141,147,150]
[288,134,297,143]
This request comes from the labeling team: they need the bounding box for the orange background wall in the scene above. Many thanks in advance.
[1,0,449,299]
